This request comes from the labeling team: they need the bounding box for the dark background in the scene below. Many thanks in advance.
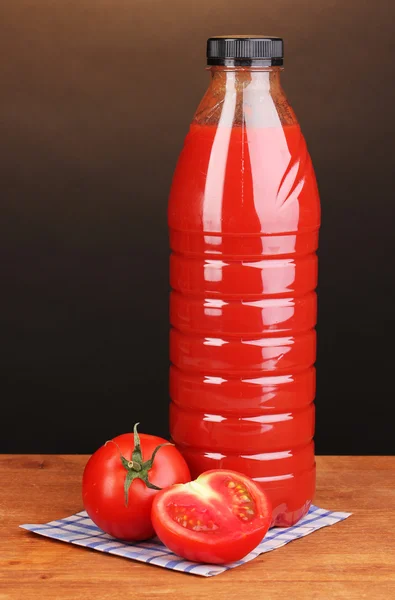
[1,1,394,454]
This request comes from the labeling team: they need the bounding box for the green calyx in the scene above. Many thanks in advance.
[107,423,172,506]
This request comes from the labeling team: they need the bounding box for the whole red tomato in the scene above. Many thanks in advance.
[151,469,272,564]
[82,424,191,541]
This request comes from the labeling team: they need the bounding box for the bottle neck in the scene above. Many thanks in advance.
[208,66,283,91]
[193,66,297,128]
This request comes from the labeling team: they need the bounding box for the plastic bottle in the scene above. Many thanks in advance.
[169,36,320,526]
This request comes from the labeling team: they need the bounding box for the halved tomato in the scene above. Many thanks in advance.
[151,469,272,564]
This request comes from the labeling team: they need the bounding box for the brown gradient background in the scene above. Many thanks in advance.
[1,1,394,453]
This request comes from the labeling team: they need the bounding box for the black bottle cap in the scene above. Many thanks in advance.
[207,36,284,67]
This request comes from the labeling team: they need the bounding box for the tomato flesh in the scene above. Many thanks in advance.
[151,470,272,564]
[168,503,219,532]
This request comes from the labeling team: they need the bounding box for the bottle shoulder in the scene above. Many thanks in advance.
[169,124,320,236]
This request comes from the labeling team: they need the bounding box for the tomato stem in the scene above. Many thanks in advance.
[127,460,142,472]
[115,423,174,506]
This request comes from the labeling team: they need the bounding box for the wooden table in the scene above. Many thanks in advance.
[1,456,394,599]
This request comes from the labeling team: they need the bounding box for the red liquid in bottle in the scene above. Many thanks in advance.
[169,65,320,526]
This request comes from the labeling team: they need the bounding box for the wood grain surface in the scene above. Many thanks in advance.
[1,456,394,599]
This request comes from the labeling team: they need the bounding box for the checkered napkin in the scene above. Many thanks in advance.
[21,505,351,577]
